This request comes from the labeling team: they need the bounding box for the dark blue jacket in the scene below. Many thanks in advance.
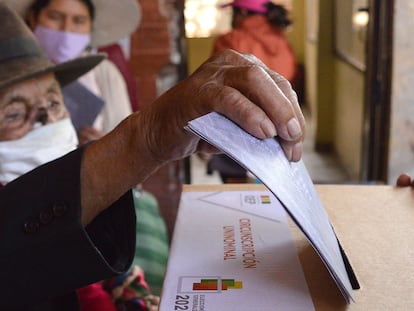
[0,147,136,310]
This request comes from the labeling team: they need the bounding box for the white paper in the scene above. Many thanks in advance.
[159,190,315,311]
[185,112,354,302]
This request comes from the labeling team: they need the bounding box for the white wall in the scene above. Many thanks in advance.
[388,1,414,183]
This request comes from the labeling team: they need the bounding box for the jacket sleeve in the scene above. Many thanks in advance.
[0,146,136,307]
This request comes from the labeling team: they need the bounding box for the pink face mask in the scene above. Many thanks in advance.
[34,25,91,64]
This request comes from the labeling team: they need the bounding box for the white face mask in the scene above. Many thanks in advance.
[34,25,91,64]
[0,118,78,185]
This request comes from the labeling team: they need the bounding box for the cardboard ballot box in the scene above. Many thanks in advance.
[159,184,414,311]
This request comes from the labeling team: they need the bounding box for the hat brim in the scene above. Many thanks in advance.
[2,0,141,47]
[0,54,104,91]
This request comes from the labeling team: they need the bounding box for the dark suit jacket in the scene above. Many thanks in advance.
[0,147,136,310]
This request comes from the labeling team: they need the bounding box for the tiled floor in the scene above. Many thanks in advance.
[190,107,351,185]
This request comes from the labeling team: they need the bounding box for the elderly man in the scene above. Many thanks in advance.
[4,0,141,144]
[0,3,304,310]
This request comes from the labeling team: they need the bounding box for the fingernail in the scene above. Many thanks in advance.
[291,141,303,162]
[284,145,293,161]
[287,118,302,140]
[261,119,277,137]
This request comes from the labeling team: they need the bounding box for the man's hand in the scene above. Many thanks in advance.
[81,49,306,225]
[138,49,305,165]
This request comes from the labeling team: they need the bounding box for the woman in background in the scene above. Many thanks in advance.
[207,0,297,183]
[214,0,296,81]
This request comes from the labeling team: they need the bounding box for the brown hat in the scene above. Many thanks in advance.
[3,0,141,47]
[0,3,103,91]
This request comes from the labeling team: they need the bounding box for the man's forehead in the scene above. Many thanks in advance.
[0,74,61,104]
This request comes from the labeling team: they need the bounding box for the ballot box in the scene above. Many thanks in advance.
[159,184,414,311]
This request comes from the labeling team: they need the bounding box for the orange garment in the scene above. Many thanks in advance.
[212,15,297,82]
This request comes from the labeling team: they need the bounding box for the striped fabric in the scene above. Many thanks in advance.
[132,188,169,295]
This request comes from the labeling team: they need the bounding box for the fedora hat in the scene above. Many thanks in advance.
[0,3,104,91]
[3,0,141,47]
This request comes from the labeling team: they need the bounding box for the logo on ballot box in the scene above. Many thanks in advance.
[178,276,243,294]
[242,194,271,205]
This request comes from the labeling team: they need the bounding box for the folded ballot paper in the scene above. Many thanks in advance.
[181,112,358,303]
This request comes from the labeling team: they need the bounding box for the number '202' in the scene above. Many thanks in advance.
[174,295,190,310]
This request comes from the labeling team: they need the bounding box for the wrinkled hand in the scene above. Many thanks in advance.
[138,49,305,165]
[396,173,414,187]
[81,50,306,225]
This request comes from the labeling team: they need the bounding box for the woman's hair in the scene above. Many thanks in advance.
[29,0,95,20]
[233,2,292,30]
[264,2,292,29]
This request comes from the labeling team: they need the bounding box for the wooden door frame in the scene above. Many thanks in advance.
[361,0,394,182]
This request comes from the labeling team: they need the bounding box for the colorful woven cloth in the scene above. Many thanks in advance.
[103,265,159,310]
[77,282,117,311]
[132,188,169,295]
[78,266,160,311]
